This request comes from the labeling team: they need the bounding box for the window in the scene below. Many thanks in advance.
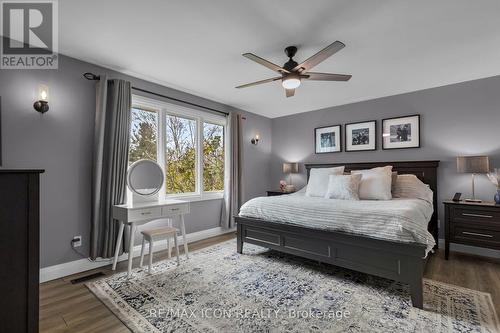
[129,96,226,199]
[129,107,158,164]
[203,122,224,192]
[165,115,197,194]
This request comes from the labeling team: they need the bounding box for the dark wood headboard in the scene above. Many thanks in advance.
[304,160,440,245]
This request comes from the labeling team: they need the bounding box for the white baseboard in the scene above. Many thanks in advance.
[438,239,500,259]
[40,226,236,283]
[42,231,499,283]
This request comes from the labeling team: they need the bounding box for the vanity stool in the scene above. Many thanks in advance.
[139,226,180,273]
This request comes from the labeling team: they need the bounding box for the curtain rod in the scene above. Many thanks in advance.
[83,72,229,116]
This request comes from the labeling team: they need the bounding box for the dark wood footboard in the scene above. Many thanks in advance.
[236,216,427,309]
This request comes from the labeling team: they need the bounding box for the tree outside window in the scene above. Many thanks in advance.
[129,108,157,164]
[203,122,224,192]
[165,115,196,194]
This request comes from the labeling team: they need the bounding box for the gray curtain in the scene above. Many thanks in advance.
[90,76,132,259]
[221,112,243,229]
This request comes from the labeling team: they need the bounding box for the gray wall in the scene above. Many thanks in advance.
[240,111,272,203]
[0,53,271,268]
[271,76,500,238]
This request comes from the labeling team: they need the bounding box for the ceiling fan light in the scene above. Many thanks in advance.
[282,77,301,89]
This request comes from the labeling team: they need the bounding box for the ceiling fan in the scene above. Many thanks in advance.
[236,41,351,97]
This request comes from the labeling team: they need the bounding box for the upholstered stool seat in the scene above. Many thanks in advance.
[140,226,180,273]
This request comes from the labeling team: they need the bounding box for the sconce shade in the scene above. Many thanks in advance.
[283,163,299,174]
[38,84,49,102]
[457,156,489,173]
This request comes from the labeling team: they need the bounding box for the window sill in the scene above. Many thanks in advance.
[163,192,224,203]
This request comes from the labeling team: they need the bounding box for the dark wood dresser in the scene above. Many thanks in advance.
[0,169,44,333]
[444,200,500,260]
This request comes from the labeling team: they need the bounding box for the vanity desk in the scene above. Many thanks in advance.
[114,159,192,277]
[112,199,190,277]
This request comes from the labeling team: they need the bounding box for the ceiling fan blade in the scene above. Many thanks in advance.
[235,77,281,89]
[304,72,352,81]
[285,88,295,97]
[242,53,290,74]
[293,41,346,72]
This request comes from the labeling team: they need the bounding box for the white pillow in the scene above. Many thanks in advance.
[393,174,433,203]
[325,174,362,200]
[351,166,393,200]
[305,166,345,197]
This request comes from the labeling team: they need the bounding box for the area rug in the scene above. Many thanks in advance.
[87,240,499,332]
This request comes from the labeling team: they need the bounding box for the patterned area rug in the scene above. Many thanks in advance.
[87,240,499,332]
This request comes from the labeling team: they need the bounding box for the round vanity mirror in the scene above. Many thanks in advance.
[127,159,164,197]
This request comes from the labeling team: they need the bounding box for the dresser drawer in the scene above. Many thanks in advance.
[129,207,162,221]
[162,204,189,216]
[452,225,500,248]
[451,207,500,227]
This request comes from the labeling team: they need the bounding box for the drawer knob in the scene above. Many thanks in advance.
[141,211,152,215]
[171,208,180,211]
[462,213,493,219]
[462,231,493,238]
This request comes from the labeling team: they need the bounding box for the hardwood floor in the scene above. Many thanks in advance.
[40,235,500,332]
[425,248,500,315]
[39,233,235,333]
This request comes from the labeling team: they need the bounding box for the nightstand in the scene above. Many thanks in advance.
[444,200,500,260]
[267,190,295,196]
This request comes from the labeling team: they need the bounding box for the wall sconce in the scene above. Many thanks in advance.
[33,84,49,113]
[251,134,259,145]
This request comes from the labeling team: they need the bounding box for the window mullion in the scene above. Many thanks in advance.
[197,117,203,196]
[158,108,167,199]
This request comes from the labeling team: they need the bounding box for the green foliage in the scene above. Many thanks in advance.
[203,123,224,192]
[165,115,196,194]
[129,108,157,164]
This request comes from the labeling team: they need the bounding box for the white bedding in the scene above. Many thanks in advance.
[239,191,436,254]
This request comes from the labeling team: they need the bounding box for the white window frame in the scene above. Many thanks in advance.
[131,95,226,202]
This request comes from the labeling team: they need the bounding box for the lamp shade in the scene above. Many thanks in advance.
[457,156,489,173]
[283,163,299,174]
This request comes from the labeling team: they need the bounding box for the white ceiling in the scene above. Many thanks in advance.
[59,0,500,118]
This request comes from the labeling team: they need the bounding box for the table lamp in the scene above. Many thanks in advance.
[283,162,299,192]
[457,156,489,202]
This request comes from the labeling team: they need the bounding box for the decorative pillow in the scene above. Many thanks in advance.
[346,170,397,184]
[390,171,398,194]
[393,174,433,203]
[305,166,345,197]
[351,166,393,200]
[325,174,362,200]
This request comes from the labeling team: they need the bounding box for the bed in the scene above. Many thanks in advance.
[235,160,439,309]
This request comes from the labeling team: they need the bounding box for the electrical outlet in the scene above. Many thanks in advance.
[72,235,82,248]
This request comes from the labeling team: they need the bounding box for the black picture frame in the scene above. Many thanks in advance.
[345,120,377,152]
[314,124,342,154]
[382,114,421,150]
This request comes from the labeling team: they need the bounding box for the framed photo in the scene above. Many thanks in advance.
[345,120,376,152]
[382,115,420,149]
[315,125,341,153]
